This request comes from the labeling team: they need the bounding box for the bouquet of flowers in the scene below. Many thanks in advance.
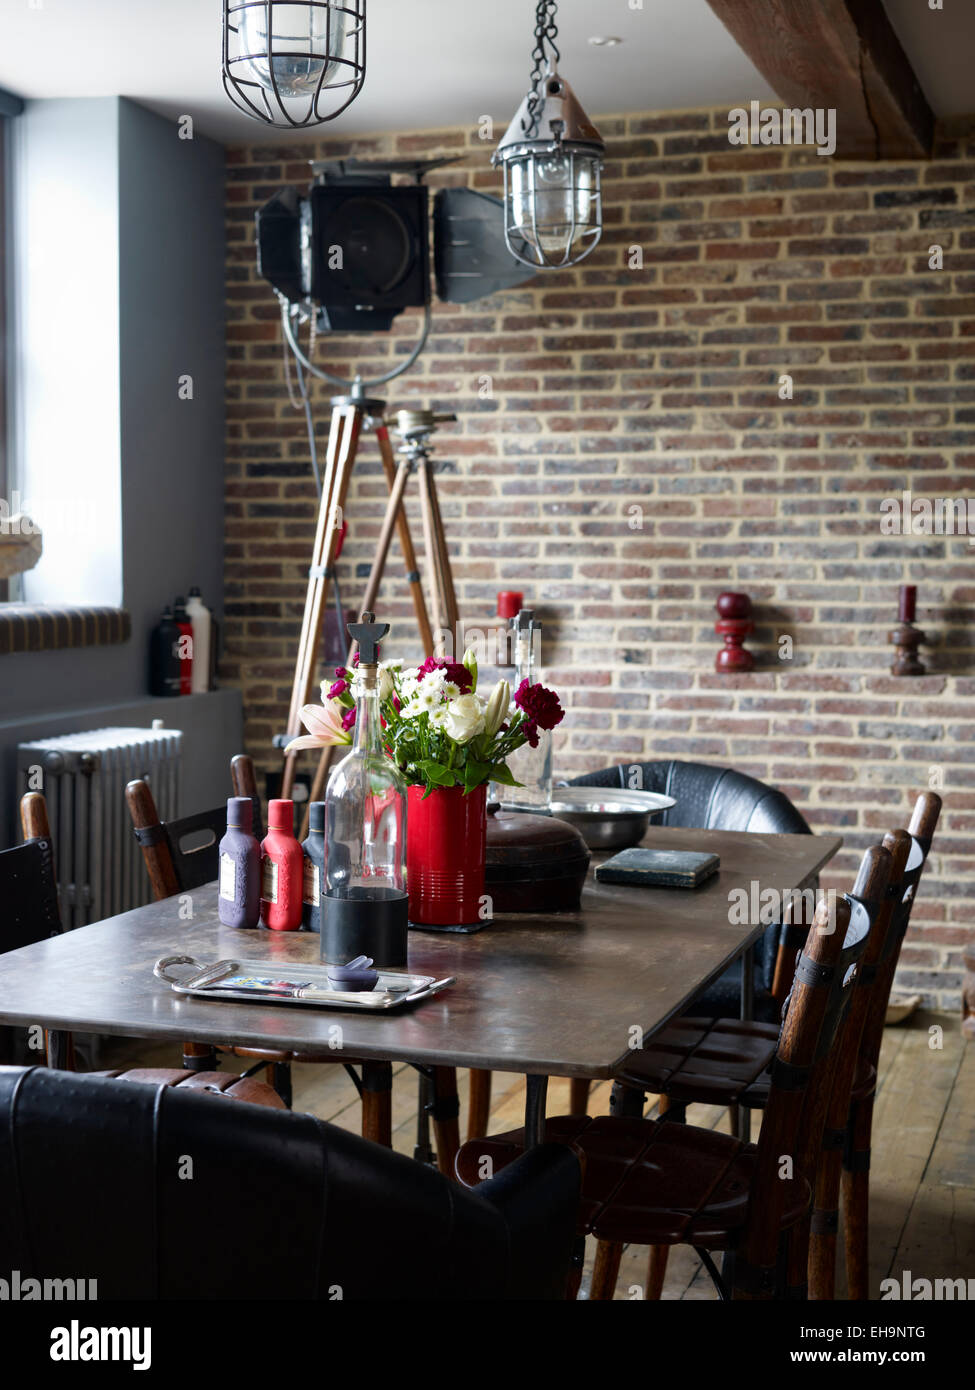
[287,648,565,798]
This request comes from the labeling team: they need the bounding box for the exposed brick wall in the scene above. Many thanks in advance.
[224,107,975,1009]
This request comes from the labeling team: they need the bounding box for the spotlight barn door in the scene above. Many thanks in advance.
[310,185,429,332]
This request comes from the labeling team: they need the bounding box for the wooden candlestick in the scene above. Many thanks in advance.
[889,620,926,676]
[715,591,755,673]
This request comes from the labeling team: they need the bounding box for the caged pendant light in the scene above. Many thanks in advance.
[222,0,366,128]
[494,0,605,270]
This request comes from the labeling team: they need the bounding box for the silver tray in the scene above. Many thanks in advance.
[153,955,454,1012]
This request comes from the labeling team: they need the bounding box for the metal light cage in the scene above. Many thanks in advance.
[493,6,606,274]
[222,0,366,128]
[498,138,603,270]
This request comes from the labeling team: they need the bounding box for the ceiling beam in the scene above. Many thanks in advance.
[705,0,934,159]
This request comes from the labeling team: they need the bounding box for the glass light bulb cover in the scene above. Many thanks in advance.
[504,149,602,265]
[237,1,347,98]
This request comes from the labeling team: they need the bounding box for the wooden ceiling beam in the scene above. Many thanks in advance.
[705,0,934,159]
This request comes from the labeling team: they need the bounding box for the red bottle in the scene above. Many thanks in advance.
[173,596,193,696]
[260,799,303,930]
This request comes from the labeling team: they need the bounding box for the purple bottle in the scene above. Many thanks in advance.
[218,797,261,929]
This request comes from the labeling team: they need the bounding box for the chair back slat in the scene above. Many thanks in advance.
[859,791,941,1074]
[126,779,224,899]
[735,844,891,1296]
[231,754,263,840]
[0,836,62,953]
[163,808,225,892]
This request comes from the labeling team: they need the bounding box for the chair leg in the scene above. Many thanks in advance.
[467,1067,492,1140]
[610,1080,645,1118]
[809,1149,842,1301]
[646,1244,669,1300]
[842,1095,873,1301]
[182,1040,218,1073]
[569,1077,590,1115]
[361,1061,392,1147]
[590,1240,624,1300]
[272,1061,293,1110]
[432,1066,461,1178]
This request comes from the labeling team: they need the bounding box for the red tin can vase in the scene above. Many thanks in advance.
[407,783,489,930]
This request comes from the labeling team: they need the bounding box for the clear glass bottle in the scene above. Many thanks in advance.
[322,613,409,965]
[494,609,553,813]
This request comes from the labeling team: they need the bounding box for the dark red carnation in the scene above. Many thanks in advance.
[416,656,472,693]
[513,679,564,732]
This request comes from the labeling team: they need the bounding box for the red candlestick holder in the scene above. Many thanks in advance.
[890,586,926,675]
[715,591,755,673]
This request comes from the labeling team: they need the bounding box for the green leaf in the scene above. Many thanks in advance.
[488,762,522,788]
[463,758,492,792]
[417,759,457,787]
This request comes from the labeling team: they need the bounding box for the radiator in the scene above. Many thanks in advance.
[17,726,182,930]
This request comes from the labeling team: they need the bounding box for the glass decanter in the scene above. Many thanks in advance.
[493,608,553,813]
[322,612,409,966]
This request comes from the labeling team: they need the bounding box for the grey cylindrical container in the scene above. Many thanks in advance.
[301,801,327,932]
[321,887,409,967]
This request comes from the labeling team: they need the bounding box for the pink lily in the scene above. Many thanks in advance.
[283,698,352,753]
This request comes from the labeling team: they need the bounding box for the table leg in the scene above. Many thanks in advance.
[737,943,754,1142]
[45,1029,70,1070]
[524,1074,548,1149]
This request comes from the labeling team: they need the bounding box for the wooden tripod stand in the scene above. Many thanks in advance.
[279,389,460,824]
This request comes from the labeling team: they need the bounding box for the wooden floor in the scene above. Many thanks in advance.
[99,1009,974,1300]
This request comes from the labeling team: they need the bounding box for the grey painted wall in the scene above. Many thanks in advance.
[0,97,236,847]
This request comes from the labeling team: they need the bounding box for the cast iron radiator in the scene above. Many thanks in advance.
[17,726,182,929]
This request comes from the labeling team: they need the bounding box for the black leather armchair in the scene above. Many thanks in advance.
[0,1066,580,1300]
[570,760,812,1022]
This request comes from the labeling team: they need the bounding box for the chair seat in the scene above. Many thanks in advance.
[617,1017,877,1119]
[617,1016,781,1107]
[94,1068,286,1108]
[456,1114,809,1249]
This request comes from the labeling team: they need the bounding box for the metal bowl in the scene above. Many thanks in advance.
[548,787,676,851]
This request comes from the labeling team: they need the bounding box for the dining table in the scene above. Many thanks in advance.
[0,825,841,1147]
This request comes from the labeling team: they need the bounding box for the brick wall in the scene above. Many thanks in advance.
[224,107,975,1009]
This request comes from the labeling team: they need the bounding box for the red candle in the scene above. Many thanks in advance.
[899,585,917,624]
[497,591,524,619]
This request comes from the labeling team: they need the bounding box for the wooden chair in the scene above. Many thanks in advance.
[455,843,893,1300]
[842,793,941,1299]
[7,793,281,1107]
[609,790,941,1299]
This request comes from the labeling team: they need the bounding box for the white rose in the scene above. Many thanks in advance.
[378,664,395,700]
[444,693,486,744]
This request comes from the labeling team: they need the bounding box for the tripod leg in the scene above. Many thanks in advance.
[375,424,434,658]
[299,455,414,836]
[417,457,460,644]
[281,403,360,798]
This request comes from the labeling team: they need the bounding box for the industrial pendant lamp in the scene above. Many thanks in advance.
[222,1,365,128]
[494,0,605,269]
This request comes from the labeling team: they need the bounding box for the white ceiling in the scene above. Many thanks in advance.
[0,0,776,144]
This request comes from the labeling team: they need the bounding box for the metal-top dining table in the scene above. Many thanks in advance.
[0,825,841,1146]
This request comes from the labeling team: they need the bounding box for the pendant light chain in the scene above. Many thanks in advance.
[524,0,561,139]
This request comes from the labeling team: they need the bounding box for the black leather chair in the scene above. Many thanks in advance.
[0,1066,581,1300]
[570,760,813,1023]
